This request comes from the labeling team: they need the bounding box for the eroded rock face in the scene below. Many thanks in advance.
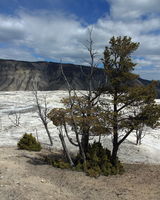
[0,59,160,98]
[0,59,106,91]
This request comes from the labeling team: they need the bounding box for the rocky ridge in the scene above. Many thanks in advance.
[0,59,160,98]
[0,59,105,91]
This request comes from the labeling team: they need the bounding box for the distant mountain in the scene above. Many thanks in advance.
[0,59,159,98]
[0,59,106,91]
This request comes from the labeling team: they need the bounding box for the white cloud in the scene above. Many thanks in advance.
[0,1,159,80]
[0,11,90,63]
[107,0,160,20]
[0,14,25,42]
[0,47,40,61]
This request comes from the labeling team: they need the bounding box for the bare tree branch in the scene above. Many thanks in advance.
[8,111,21,127]
[32,82,53,146]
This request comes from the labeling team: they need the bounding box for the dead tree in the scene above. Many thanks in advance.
[57,119,73,165]
[135,125,145,145]
[60,62,86,163]
[48,108,75,166]
[32,83,53,146]
[48,28,105,165]
[8,111,21,127]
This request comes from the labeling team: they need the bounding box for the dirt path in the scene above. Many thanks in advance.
[0,147,160,200]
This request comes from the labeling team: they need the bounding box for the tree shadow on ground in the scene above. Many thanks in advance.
[21,150,66,166]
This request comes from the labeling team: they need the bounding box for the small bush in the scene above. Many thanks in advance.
[45,142,124,177]
[52,160,71,169]
[76,142,124,177]
[17,133,42,151]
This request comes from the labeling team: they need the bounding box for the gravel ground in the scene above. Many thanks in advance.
[0,147,160,200]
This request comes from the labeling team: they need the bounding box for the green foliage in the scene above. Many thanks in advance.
[86,166,101,178]
[84,142,124,177]
[48,97,110,137]
[17,133,42,151]
[103,36,140,94]
[47,108,66,126]
[44,142,124,177]
[44,152,72,169]
[52,160,71,169]
[75,142,124,177]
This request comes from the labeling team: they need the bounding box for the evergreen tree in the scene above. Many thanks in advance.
[102,36,160,165]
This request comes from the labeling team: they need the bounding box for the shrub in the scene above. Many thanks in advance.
[78,142,124,177]
[86,166,101,178]
[52,160,71,169]
[17,133,42,151]
[45,142,124,177]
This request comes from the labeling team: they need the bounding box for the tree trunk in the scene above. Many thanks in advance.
[44,122,53,146]
[111,143,119,166]
[81,133,89,153]
[59,133,74,167]
[136,129,142,145]
[111,91,119,166]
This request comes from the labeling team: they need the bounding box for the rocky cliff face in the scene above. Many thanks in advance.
[0,59,160,98]
[0,59,106,91]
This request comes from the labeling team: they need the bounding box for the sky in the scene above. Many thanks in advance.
[0,0,160,80]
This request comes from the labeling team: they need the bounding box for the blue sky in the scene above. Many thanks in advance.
[0,0,160,80]
[0,0,109,24]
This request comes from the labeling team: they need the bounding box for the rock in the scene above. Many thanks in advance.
[0,59,105,91]
[41,179,46,183]
[0,59,160,98]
